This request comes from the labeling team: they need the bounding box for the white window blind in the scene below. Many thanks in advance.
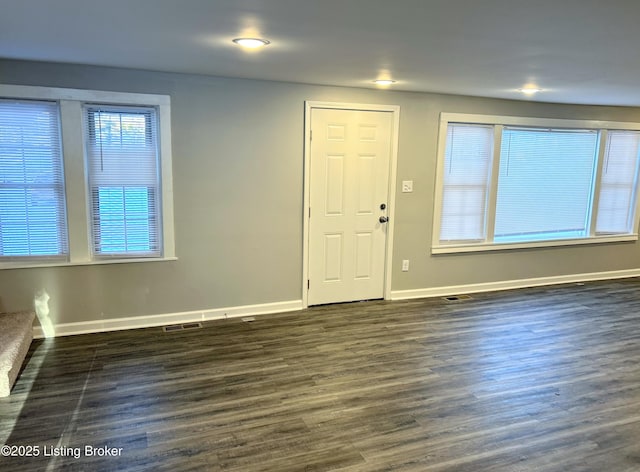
[595,130,640,234]
[439,124,493,242]
[85,106,161,257]
[434,114,640,253]
[495,128,598,242]
[0,99,68,259]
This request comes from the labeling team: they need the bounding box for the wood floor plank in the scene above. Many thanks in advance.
[3,279,640,470]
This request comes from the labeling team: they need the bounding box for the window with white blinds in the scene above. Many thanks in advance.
[434,114,640,253]
[0,84,174,269]
[440,124,493,241]
[85,106,161,257]
[495,128,598,242]
[0,99,68,259]
[595,131,640,234]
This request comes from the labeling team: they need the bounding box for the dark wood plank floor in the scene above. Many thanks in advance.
[3,279,640,471]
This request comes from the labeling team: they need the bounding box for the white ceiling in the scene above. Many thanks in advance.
[2,0,640,106]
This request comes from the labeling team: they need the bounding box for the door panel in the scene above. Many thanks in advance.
[356,154,377,215]
[308,108,392,305]
[323,233,343,282]
[354,231,373,279]
[325,155,345,215]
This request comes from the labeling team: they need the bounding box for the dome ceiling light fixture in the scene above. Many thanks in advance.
[519,86,543,95]
[232,37,270,49]
[373,79,396,86]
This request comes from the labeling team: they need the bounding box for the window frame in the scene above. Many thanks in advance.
[0,98,69,261]
[0,84,175,269]
[84,104,163,259]
[432,113,640,254]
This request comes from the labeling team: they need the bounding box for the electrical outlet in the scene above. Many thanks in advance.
[402,180,413,192]
[402,259,410,272]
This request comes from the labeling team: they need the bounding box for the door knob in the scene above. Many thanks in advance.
[379,216,389,223]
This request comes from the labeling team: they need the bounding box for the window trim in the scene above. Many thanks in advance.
[432,113,640,254]
[0,84,175,269]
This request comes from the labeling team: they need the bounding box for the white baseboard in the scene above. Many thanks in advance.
[390,269,640,301]
[32,269,640,338]
[33,300,303,339]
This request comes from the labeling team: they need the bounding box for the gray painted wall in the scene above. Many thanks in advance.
[1,59,640,326]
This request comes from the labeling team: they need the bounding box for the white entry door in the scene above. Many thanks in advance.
[308,108,392,305]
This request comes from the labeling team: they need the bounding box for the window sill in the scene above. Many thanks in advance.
[432,234,638,254]
[0,256,178,270]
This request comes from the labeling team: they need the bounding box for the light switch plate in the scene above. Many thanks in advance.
[402,180,413,193]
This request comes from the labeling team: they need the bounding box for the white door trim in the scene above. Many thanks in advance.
[302,101,400,308]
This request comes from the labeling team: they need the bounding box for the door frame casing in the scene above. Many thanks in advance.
[302,101,400,308]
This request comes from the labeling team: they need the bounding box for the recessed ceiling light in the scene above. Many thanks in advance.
[232,38,270,49]
[519,86,543,95]
[374,79,396,86]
